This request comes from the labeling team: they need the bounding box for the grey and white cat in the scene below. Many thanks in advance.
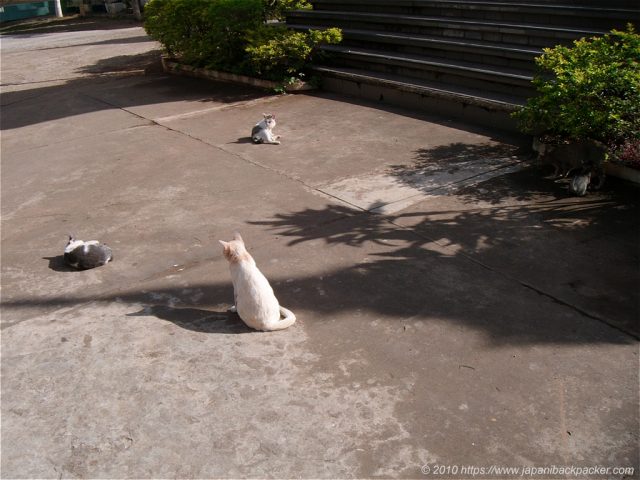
[251,113,281,144]
[64,235,113,270]
[533,137,606,195]
[569,169,592,197]
[219,232,296,331]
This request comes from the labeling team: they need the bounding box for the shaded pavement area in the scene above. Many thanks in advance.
[1,16,638,478]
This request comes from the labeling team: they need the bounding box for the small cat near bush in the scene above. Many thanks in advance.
[251,113,280,144]
[532,138,606,196]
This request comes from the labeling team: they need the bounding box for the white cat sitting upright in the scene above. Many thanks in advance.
[251,113,281,144]
[219,232,296,331]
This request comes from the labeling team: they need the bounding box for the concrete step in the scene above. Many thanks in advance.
[313,65,525,107]
[312,65,524,131]
[287,10,609,47]
[287,0,635,131]
[289,24,542,71]
[309,0,639,30]
[321,45,535,97]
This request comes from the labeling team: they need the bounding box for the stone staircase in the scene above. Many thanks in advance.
[286,0,639,131]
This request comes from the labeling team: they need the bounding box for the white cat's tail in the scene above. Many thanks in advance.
[268,306,296,331]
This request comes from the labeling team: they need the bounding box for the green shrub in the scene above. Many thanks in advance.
[144,0,341,86]
[513,24,640,147]
[144,0,263,69]
[244,26,342,81]
[262,0,311,21]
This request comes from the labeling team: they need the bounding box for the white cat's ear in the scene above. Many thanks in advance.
[232,232,243,243]
[219,240,229,250]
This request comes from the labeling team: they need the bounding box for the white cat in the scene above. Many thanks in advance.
[64,235,113,270]
[219,233,296,331]
[251,113,281,144]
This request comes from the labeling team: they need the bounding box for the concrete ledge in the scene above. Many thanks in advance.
[315,65,522,132]
[606,162,640,184]
[161,57,315,93]
[322,76,517,132]
[309,0,639,17]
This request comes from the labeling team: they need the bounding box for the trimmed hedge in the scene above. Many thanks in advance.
[144,0,341,83]
[144,0,263,70]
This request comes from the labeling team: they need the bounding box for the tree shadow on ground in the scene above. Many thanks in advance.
[4,163,637,342]
[5,164,635,344]
[76,51,163,75]
[384,141,606,206]
[0,15,141,35]
[249,163,639,340]
[411,142,525,165]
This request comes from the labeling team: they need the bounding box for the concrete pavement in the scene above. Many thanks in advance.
[1,17,638,478]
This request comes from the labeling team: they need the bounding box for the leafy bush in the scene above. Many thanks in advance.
[514,24,640,148]
[262,0,310,21]
[145,0,341,84]
[144,0,263,69]
[245,26,342,81]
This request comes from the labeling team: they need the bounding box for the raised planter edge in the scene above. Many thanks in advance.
[161,57,315,93]
[605,162,640,184]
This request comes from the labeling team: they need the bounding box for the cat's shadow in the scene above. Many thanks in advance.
[232,137,254,144]
[231,137,280,145]
[43,255,76,272]
[126,305,254,334]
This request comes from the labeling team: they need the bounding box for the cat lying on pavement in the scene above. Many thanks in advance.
[64,235,112,270]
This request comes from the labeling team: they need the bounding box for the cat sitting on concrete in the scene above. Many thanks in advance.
[64,235,113,270]
[533,137,606,195]
[569,168,593,197]
[251,113,281,145]
[219,232,296,331]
